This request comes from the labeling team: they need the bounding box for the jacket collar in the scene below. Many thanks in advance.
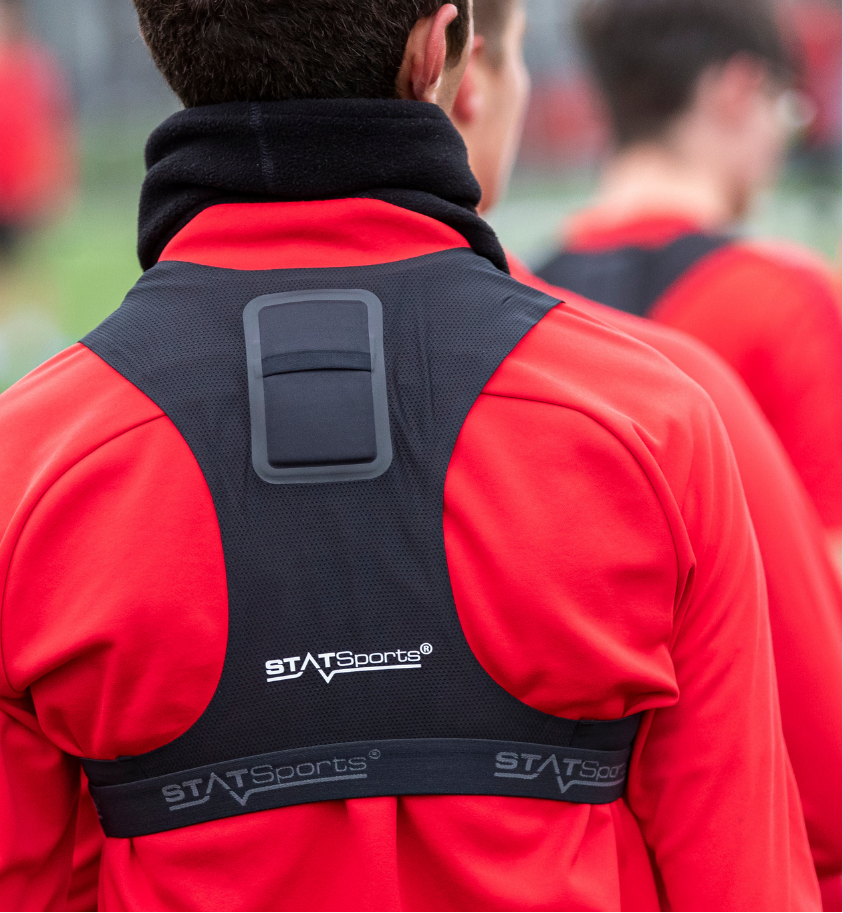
[139,98,508,273]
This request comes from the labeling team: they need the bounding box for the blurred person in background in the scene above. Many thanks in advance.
[789,0,842,163]
[535,0,842,564]
[452,0,841,906]
[0,0,76,411]
[0,0,74,257]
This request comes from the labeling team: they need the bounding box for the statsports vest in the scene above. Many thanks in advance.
[537,234,732,317]
[79,246,640,838]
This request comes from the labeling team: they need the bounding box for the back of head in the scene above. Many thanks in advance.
[576,0,792,147]
[133,0,470,107]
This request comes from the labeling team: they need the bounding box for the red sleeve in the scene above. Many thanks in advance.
[67,779,103,912]
[456,303,819,909]
[631,320,842,904]
[652,245,842,530]
[510,253,841,905]
[0,347,227,911]
[622,386,816,911]
[0,695,80,911]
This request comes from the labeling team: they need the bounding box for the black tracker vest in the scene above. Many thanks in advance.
[537,234,732,318]
[79,102,641,838]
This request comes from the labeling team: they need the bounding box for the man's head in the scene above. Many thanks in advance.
[451,0,528,212]
[577,0,794,212]
[133,0,472,111]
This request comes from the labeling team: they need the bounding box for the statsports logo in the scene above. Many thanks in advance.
[265,643,433,684]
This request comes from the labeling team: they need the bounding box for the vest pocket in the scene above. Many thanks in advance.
[263,368,377,467]
[244,291,391,483]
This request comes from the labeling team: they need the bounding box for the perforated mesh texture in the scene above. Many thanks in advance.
[84,248,620,781]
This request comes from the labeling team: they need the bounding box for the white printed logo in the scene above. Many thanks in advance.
[265,644,433,683]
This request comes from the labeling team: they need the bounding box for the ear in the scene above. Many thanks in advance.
[396,4,460,104]
[451,36,485,125]
[706,54,771,127]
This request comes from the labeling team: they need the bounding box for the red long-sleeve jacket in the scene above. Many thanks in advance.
[512,254,842,911]
[0,197,818,911]
[0,39,74,226]
[561,211,843,533]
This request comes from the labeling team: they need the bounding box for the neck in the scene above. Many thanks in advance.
[594,141,737,229]
[138,98,508,273]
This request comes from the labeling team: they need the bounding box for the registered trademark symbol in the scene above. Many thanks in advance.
[420,643,433,655]
[369,749,381,760]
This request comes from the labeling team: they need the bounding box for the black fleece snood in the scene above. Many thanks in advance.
[138,98,509,274]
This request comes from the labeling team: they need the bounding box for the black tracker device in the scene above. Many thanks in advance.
[81,248,640,838]
[244,290,392,483]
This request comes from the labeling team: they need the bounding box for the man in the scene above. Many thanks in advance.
[0,0,74,255]
[535,0,842,554]
[0,1,817,910]
[452,0,840,906]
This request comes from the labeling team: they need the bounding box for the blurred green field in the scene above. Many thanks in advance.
[0,141,840,391]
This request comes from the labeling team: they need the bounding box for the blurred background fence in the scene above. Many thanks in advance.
[0,0,840,390]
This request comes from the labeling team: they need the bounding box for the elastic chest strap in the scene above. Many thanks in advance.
[83,735,637,838]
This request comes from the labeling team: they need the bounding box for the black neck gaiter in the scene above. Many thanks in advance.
[138,98,508,273]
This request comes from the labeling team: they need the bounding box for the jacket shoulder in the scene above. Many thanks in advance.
[486,298,727,523]
[694,237,839,307]
[738,237,837,282]
[489,298,716,431]
[0,344,164,522]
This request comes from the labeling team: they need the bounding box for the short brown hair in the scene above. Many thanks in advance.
[577,0,793,147]
[473,0,517,68]
[133,0,471,107]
